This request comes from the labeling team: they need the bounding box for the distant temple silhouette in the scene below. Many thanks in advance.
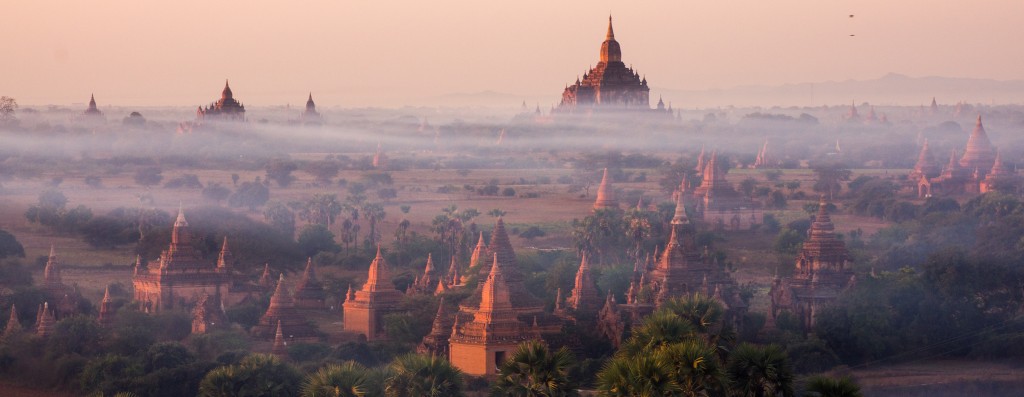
[196,80,246,122]
[557,16,666,114]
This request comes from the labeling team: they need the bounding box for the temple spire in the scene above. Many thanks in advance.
[606,15,615,40]
[222,79,233,99]
[3,304,21,337]
[363,246,391,292]
[593,168,617,210]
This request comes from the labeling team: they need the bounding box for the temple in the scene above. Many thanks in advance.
[191,292,228,334]
[300,93,322,124]
[342,247,404,340]
[294,258,327,309]
[566,254,600,315]
[690,151,763,230]
[3,304,21,338]
[597,198,747,347]
[593,168,618,210]
[416,297,453,357]
[557,16,662,113]
[449,254,538,376]
[196,80,246,122]
[373,143,389,169]
[769,197,855,331]
[42,246,81,320]
[97,286,115,327]
[407,254,441,295]
[132,207,234,312]
[83,94,104,117]
[434,218,564,376]
[252,274,320,341]
[915,116,1018,197]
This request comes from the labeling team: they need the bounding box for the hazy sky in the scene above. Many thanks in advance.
[3,0,1023,107]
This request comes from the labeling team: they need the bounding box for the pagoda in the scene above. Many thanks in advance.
[959,115,996,172]
[252,274,319,341]
[197,80,246,121]
[598,201,746,346]
[468,232,490,282]
[83,94,104,117]
[981,151,1020,194]
[916,116,1006,197]
[98,286,115,327]
[132,207,232,312]
[36,302,56,338]
[567,254,600,315]
[42,246,69,300]
[417,297,453,357]
[342,247,403,340]
[271,321,289,358]
[769,197,854,331]
[449,254,536,376]
[191,292,228,334]
[691,151,762,229]
[300,93,322,124]
[372,143,389,169]
[407,254,440,295]
[3,304,21,338]
[753,139,775,168]
[294,258,327,309]
[593,168,618,210]
[557,16,656,112]
[908,139,940,181]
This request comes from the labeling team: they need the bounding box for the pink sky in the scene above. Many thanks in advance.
[3,0,1023,107]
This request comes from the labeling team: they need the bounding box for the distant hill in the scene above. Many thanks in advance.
[656,73,1024,108]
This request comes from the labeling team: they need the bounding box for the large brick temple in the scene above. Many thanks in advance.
[557,16,660,113]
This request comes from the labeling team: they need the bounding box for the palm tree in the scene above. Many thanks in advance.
[802,376,861,397]
[660,294,724,335]
[199,354,303,397]
[620,311,697,357]
[492,340,577,397]
[654,340,728,396]
[384,353,465,397]
[301,361,378,397]
[725,344,795,397]
[596,354,680,396]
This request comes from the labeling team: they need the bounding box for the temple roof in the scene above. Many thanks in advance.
[222,80,233,100]
[362,246,392,292]
[960,115,996,171]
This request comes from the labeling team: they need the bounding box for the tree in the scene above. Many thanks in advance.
[299,194,343,226]
[229,179,270,212]
[266,159,298,187]
[198,354,302,397]
[802,376,862,397]
[264,202,296,238]
[488,209,506,218]
[725,343,795,397]
[134,167,164,187]
[811,163,851,200]
[297,224,341,257]
[491,340,577,397]
[385,354,464,397]
[203,183,232,204]
[301,361,380,397]
[303,161,340,185]
[0,96,17,123]
[740,178,759,198]
[0,229,25,258]
[596,354,680,396]
[362,203,386,249]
